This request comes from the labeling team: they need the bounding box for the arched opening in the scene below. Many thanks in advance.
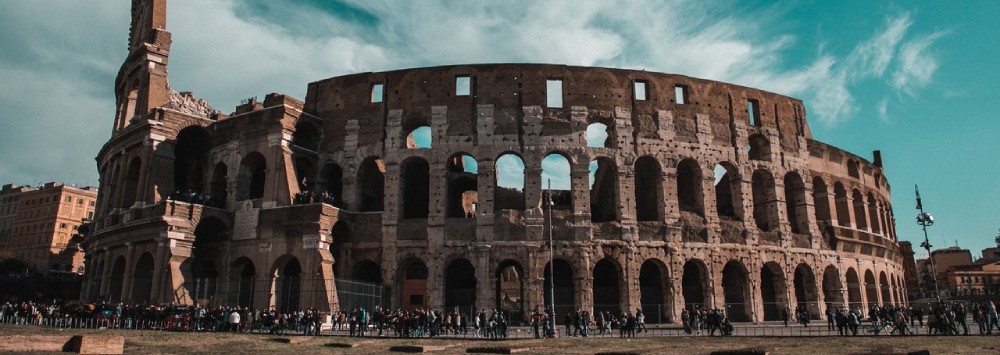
[130,253,154,304]
[751,169,778,231]
[748,134,770,161]
[852,189,868,231]
[400,157,430,219]
[174,126,211,195]
[634,156,663,221]
[847,161,860,178]
[714,163,742,220]
[446,154,478,218]
[822,265,844,308]
[496,261,524,320]
[834,183,851,227]
[639,259,671,324]
[291,121,321,152]
[230,257,256,308]
[329,221,351,277]
[352,260,382,284]
[586,122,610,148]
[868,193,881,234]
[722,260,751,322]
[237,152,266,201]
[357,157,385,212]
[760,262,788,321]
[191,217,226,302]
[543,259,574,319]
[592,258,621,314]
[682,259,710,310]
[589,157,618,222]
[209,163,228,207]
[784,172,808,234]
[794,264,818,317]
[676,158,704,216]
[445,259,477,312]
[846,268,863,310]
[495,153,525,210]
[401,260,428,310]
[121,157,142,208]
[541,153,572,210]
[864,270,878,308]
[275,257,302,312]
[109,256,126,302]
[405,126,432,149]
[812,177,831,226]
[879,272,891,306]
[293,156,316,193]
[318,163,343,207]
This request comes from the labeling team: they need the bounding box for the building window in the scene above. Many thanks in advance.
[371,83,384,103]
[546,79,563,108]
[78,198,83,205]
[675,85,687,104]
[634,81,647,101]
[456,76,471,96]
[748,99,761,126]
[89,201,95,207]
[65,196,72,203]
[60,223,66,229]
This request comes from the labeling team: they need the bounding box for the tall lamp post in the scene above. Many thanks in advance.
[915,185,940,303]
[546,179,556,337]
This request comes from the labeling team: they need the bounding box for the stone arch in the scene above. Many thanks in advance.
[130,252,155,304]
[541,152,573,210]
[543,258,575,317]
[237,152,266,201]
[329,220,351,277]
[173,125,211,195]
[852,189,868,231]
[121,157,142,208]
[272,255,302,312]
[639,258,672,323]
[793,263,819,317]
[867,193,881,234]
[318,162,343,207]
[822,265,844,308]
[589,157,618,222]
[847,160,860,178]
[784,172,809,234]
[834,182,851,227]
[722,260,751,321]
[405,126,432,149]
[748,134,770,161]
[293,155,316,193]
[676,158,704,216]
[230,257,256,308]
[446,153,478,218]
[812,177,831,226]
[879,271,891,306]
[586,122,611,148]
[592,258,622,314]
[634,156,663,221]
[400,258,428,310]
[845,267,863,310]
[751,169,778,232]
[760,261,789,321]
[190,217,227,302]
[714,162,743,220]
[682,259,711,310]
[496,260,524,316]
[400,156,430,219]
[352,260,382,284]
[495,153,525,210]
[863,269,878,307]
[108,256,126,302]
[291,120,321,152]
[357,157,385,212]
[445,258,477,312]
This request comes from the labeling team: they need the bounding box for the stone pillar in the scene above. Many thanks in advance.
[570,165,591,240]
[121,243,136,302]
[476,246,493,312]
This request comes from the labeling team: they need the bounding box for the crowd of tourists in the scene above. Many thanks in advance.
[680,307,735,336]
[820,301,1000,336]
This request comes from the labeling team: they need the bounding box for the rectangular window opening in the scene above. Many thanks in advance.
[546,79,563,108]
[748,99,761,126]
[675,85,687,104]
[456,76,471,96]
[370,83,384,103]
[634,81,647,101]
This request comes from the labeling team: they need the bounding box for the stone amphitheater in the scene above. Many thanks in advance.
[81,0,906,323]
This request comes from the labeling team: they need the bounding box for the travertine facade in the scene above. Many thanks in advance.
[82,0,907,322]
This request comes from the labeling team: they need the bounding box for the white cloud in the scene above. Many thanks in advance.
[893,31,947,95]
[849,15,912,79]
[877,98,890,123]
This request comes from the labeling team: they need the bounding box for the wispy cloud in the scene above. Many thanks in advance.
[877,98,890,123]
[893,31,948,95]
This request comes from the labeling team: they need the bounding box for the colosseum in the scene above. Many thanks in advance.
[81,0,907,324]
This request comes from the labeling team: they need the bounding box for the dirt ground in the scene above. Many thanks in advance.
[1,324,997,354]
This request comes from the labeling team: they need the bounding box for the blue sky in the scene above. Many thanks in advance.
[0,0,997,258]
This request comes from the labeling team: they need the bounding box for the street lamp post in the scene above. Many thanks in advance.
[546,179,555,328]
[915,185,941,304]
